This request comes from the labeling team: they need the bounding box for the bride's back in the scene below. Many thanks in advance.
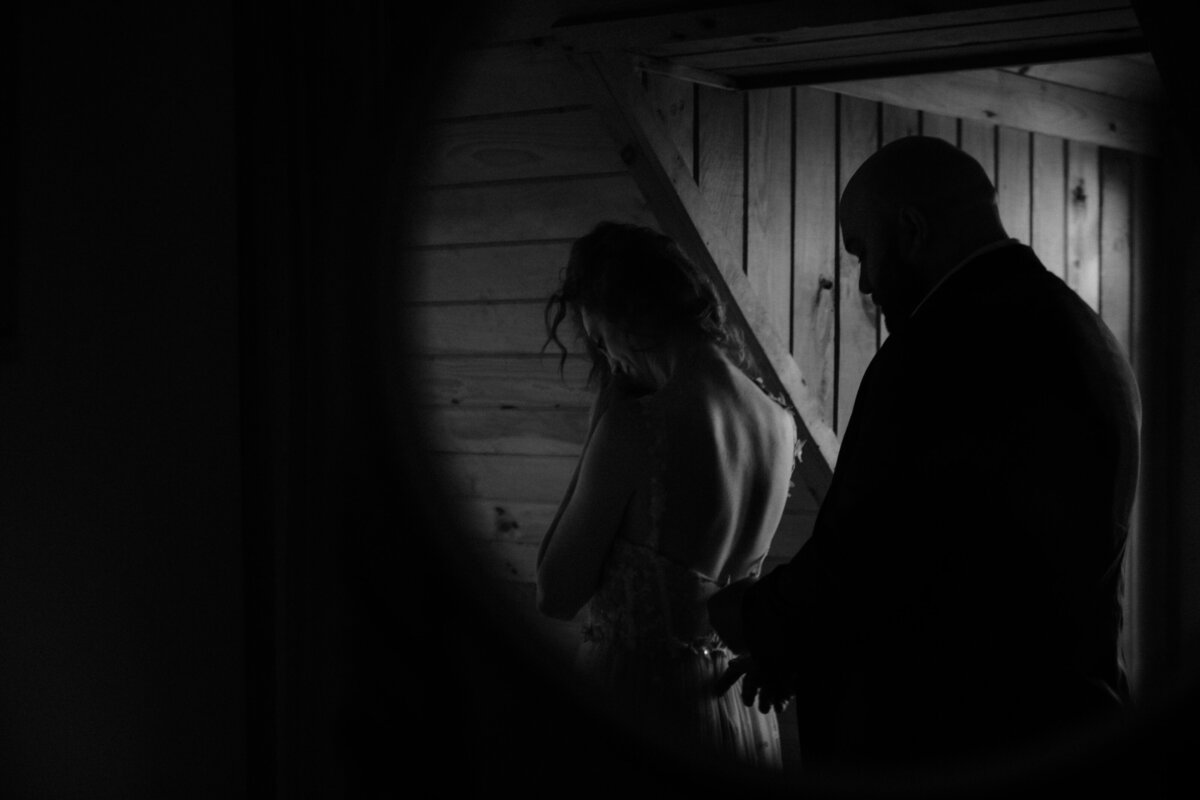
[631,347,797,584]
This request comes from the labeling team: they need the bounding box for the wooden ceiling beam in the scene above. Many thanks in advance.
[815,65,1161,154]
[554,0,1136,56]
[722,34,1146,88]
[998,54,1164,103]
[676,8,1142,73]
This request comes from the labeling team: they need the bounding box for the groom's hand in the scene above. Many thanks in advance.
[707,576,755,652]
[743,657,795,714]
[714,655,751,696]
[715,655,794,714]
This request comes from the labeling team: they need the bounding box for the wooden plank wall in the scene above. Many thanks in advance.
[402,40,648,652]
[403,40,1154,695]
[640,77,1155,688]
[644,79,1150,423]
[403,45,828,661]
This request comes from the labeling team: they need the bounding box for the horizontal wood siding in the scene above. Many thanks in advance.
[411,175,653,246]
[408,41,634,656]
[419,109,626,186]
[407,242,571,304]
[413,355,593,408]
[435,42,592,119]
[410,302,562,356]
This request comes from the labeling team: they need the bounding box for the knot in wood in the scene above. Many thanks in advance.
[619,144,639,165]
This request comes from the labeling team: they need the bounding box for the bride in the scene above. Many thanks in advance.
[536,221,798,769]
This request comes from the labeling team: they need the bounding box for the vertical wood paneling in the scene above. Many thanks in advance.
[1100,148,1134,357]
[1096,141,1134,707]
[645,73,696,179]
[921,111,958,144]
[960,118,996,182]
[747,87,795,342]
[1130,155,1153,369]
[698,87,746,264]
[793,87,838,427]
[881,103,919,144]
[837,95,880,432]
[878,104,919,346]
[1125,154,1153,695]
[1032,133,1067,278]
[996,127,1032,244]
[1067,141,1102,311]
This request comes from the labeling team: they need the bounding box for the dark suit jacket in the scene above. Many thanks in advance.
[735,242,1141,768]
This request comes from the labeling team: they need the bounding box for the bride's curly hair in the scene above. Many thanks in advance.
[544,221,744,387]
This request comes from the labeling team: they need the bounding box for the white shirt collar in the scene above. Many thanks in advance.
[910,238,1022,318]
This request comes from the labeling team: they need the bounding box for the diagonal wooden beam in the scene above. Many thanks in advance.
[567,49,838,502]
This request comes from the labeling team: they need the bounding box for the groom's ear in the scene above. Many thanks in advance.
[896,204,928,259]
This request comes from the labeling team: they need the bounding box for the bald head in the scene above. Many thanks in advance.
[843,135,998,219]
[840,136,1009,334]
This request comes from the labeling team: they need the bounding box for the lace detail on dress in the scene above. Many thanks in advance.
[752,375,790,411]
[752,376,804,496]
[573,358,785,769]
[576,535,782,769]
[582,538,728,658]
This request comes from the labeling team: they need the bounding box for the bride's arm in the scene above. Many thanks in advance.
[535,372,640,568]
[535,378,610,570]
[536,379,641,620]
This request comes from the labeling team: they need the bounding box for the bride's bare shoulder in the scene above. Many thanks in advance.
[646,349,792,443]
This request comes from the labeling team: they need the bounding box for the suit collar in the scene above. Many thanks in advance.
[910,238,1024,319]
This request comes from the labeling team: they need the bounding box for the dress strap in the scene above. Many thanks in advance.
[751,375,791,412]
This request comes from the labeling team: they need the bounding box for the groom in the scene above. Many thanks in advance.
[709,135,1141,771]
